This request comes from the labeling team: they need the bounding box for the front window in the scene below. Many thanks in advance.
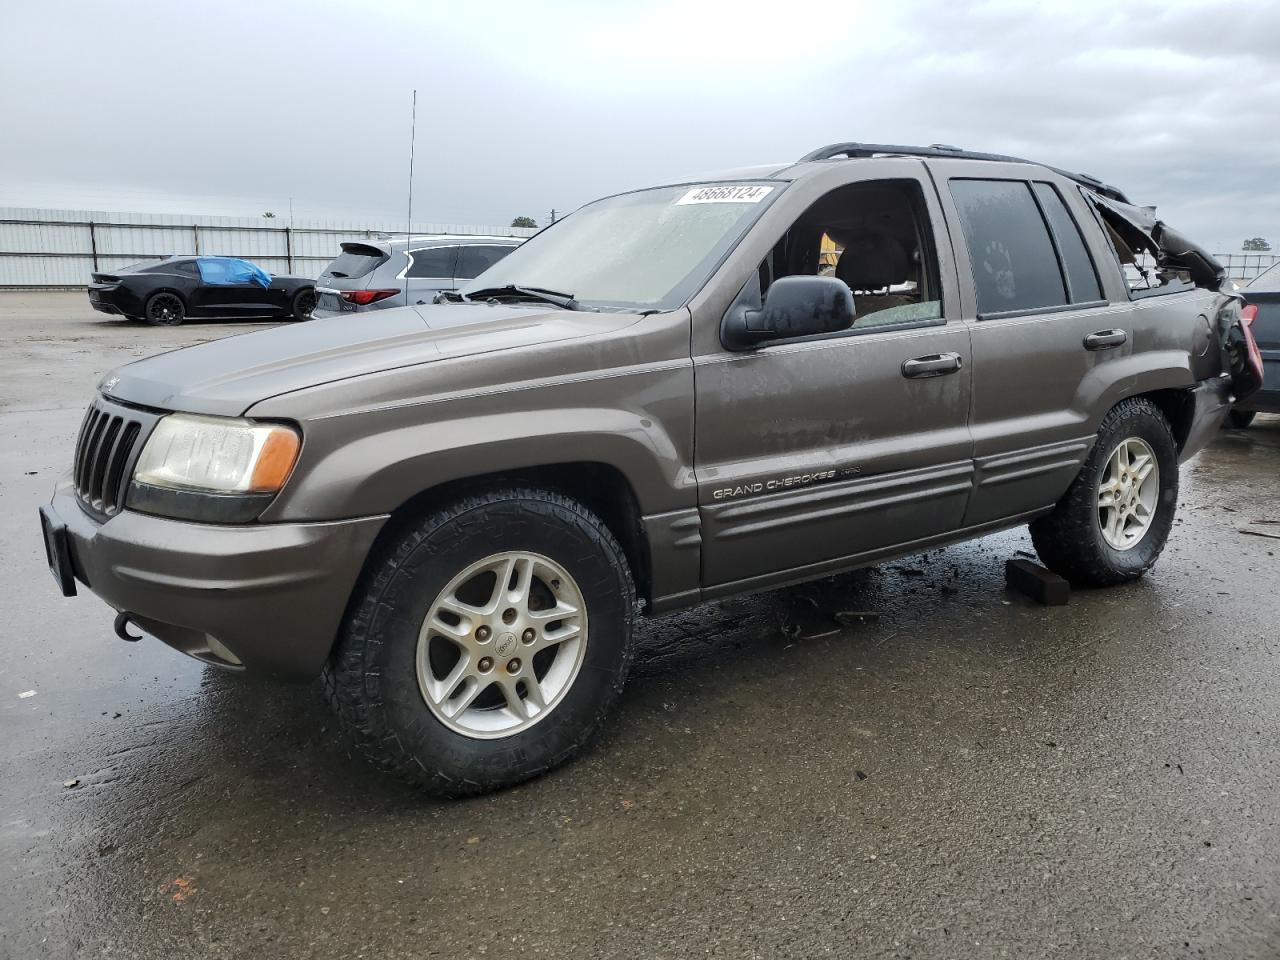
[458,183,781,311]
[751,178,943,330]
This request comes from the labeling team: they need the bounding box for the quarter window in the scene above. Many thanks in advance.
[406,246,458,278]
[950,179,1066,315]
[147,260,198,278]
[1032,182,1102,303]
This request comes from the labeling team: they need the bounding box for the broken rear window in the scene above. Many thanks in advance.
[1081,189,1196,299]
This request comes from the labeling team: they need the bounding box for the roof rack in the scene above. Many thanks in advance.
[798,142,1129,203]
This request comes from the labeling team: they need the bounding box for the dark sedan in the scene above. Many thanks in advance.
[87,256,316,326]
[1229,261,1280,428]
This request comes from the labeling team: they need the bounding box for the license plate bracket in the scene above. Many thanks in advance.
[39,506,77,597]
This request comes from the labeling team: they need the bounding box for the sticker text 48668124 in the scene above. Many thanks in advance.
[676,185,774,205]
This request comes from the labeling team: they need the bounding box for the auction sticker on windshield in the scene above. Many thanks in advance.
[676,185,774,205]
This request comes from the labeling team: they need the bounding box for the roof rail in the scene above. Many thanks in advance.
[798,142,1129,203]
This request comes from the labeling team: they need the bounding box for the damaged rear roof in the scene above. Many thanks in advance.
[793,141,1132,202]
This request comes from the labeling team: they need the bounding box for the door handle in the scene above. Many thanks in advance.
[901,352,963,379]
[1084,329,1127,351]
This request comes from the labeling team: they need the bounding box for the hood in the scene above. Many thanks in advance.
[101,303,632,417]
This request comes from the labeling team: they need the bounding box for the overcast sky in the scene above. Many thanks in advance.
[2,0,1277,250]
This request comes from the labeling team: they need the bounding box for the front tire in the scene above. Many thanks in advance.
[325,487,636,796]
[1030,398,1179,587]
[143,292,185,326]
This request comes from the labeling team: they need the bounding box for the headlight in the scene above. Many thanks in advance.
[127,414,300,522]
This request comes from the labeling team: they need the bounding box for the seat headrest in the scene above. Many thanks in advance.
[834,235,908,291]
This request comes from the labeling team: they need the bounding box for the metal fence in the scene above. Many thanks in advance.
[0,208,539,287]
[1216,253,1278,284]
[3,206,1276,289]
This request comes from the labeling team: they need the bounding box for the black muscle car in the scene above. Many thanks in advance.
[87,257,316,326]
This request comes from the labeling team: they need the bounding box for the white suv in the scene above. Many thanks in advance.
[313,235,522,317]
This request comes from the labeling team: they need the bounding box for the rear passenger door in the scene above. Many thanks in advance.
[931,162,1127,526]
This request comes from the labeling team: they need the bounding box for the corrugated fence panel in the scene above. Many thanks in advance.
[197,224,288,260]
[289,227,395,265]
[0,219,91,255]
[0,207,540,286]
[98,221,196,260]
[1,256,96,286]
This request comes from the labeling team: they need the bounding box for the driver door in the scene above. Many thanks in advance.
[692,168,974,590]
[192,258,267,316]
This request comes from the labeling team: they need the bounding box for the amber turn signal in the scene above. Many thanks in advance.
[249,427,301,492]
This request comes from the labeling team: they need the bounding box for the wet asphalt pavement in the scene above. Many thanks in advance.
[2,292,1279,959]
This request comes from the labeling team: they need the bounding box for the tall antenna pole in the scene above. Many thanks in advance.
[406,88,418,305]
[407,88,418,240]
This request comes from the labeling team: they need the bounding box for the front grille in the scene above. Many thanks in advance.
[72,399,146,518]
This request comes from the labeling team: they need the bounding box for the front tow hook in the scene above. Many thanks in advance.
[113,612,143,642]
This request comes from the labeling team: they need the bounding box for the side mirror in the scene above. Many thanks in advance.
[722,275,854,350]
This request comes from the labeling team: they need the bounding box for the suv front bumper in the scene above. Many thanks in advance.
[40,477,387,679]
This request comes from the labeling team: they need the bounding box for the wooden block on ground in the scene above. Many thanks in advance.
[1005,558,1070,606]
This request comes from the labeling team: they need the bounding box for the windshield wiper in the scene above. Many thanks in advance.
[463,284,581,310]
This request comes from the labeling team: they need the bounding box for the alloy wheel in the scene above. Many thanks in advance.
[416,552,588,739]
[148,293,183,325]
[295,290,317,318]
[1097,437,1160,550]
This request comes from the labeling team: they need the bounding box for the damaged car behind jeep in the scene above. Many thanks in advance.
[39,142,1264,796]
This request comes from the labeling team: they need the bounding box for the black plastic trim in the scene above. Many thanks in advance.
[126,482,275,524]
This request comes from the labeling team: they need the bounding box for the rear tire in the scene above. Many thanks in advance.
[143,292,185,326]
[290,287,317,321]
[1227,409,1256,429]
[1030,398,1178,587]
[324,487,636,796]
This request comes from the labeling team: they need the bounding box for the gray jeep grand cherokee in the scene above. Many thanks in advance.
[39,142,1264,796]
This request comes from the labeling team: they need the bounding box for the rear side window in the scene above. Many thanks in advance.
[456,244,516,280]
[149,260,199,278]
[1032,182,1101,303]
[325,244,386,280]
[406,246,458,278]
[950,179,1065,315]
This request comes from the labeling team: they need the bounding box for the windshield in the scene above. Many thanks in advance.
[459,183,781,311]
